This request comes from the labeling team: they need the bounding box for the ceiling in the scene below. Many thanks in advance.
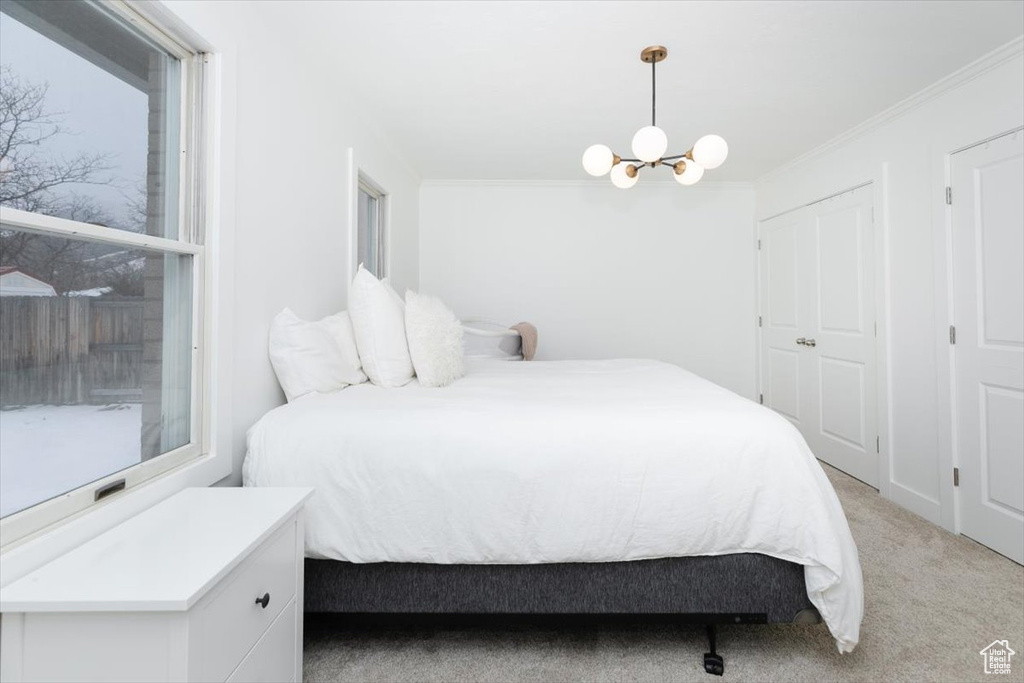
[265,1,1024,182]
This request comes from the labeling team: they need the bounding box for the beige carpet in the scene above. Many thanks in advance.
[304,464,1024,682]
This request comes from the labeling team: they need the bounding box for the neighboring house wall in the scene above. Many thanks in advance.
[755,46,1024,525]
[419,182,757,399]
[163,0,421,485]
[0,271,57,297]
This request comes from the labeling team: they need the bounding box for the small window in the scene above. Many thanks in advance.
[357,176,387,278]
[0,1,208,542]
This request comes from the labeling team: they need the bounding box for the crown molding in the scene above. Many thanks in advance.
[756,35,1024,185]
[419,179,754,191]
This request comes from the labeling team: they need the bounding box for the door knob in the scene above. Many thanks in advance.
[804,338,816,347]
[796,337,806,345]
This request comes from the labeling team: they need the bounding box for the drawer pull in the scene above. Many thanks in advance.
[255,592,270,609]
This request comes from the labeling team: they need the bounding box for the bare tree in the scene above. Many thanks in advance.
[0,65,110,209]
[0,65,144,294]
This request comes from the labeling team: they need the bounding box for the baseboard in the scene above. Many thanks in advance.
[887,481,942,526]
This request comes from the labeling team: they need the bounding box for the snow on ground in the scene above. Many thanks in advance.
[0,404,141,517]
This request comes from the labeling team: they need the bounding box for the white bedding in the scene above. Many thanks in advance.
[244,359,863,652]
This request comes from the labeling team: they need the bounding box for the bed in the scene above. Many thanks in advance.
[244,358,863,660]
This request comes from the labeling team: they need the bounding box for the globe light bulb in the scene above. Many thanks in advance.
[631,126,668,163]
[691,134,728,170]
[674,160,704,186]
[582,144,615,176]
[610,163,639,189]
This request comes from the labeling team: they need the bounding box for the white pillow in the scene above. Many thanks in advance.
[348,265,415,387]
[382,278,405,309]
[405,291,465,387]
[268,308,367,402]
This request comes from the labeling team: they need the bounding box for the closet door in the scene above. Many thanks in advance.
[802,186,877,487]
[760,208,810,428]
[951,130,1024,564]
[760,186,877,487]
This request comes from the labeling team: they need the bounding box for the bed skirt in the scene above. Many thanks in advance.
[304,554,820,625]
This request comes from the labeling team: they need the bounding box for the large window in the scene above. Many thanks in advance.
[0,1,207,543]
[357,175,387,278]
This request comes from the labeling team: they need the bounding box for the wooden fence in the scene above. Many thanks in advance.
[0,296,144,406]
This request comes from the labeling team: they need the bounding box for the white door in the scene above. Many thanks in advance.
[760,185,878,486]
[951,130,1024,565]
[760,209,808,429]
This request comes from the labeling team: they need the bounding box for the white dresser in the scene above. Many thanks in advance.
[0,487,313,683]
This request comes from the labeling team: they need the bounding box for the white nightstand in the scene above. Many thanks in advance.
[0,487,313,682]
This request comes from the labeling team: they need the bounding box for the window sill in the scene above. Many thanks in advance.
[0,449,230,588]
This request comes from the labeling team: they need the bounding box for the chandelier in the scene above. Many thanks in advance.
[581,45,729,188]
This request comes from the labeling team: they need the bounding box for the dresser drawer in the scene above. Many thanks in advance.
[197,521,298,682]
[227,598,297,683]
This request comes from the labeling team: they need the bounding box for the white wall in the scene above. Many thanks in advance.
[0,0,421,583]
[164,0,421,484]
[756,45,1024,527]
[419,182,757,398]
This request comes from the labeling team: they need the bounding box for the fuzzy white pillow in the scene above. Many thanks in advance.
[348,265,415,387]
[268,308,367,402]
[405,291,465,387]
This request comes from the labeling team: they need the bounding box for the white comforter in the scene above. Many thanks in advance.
[244,359,863,652]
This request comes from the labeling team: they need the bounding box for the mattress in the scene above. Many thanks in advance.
[244,358,863,652]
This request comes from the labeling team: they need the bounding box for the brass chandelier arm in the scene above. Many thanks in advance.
[615,150,694,165]
[615,156,691,173]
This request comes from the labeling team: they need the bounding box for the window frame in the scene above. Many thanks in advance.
[357,173,389,279]
[0,0,211,547]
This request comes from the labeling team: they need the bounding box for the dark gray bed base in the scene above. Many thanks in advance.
[304,553,820,625]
